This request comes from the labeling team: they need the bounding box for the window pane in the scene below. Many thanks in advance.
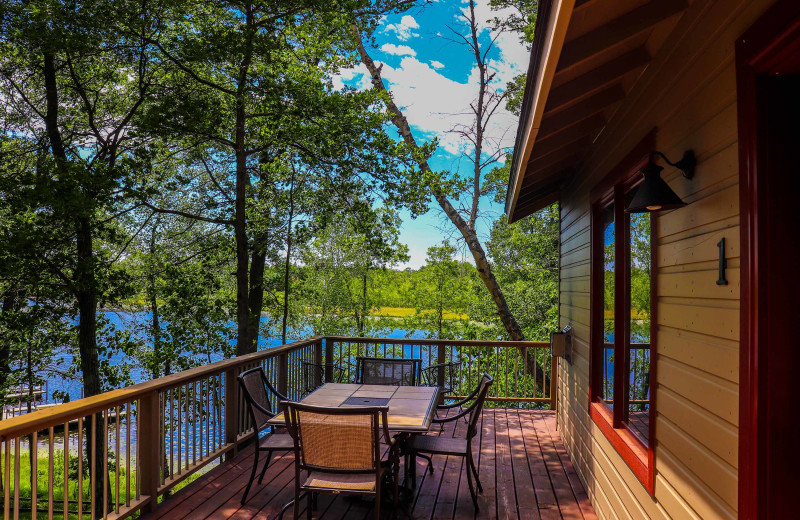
[626,211,651,444]
[601,204,615,407]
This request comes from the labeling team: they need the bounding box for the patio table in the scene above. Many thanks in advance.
[266,382,439,433]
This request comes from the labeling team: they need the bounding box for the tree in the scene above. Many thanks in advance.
[410,242,473,339]
[485,206,559,341]
[352,0,549,381]
[136,0,422,355]
[293,208,408,337]
[1,1,161,509]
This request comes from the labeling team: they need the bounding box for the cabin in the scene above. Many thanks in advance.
[505,0,800,518]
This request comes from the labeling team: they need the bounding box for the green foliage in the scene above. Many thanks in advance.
[482,205,560,341]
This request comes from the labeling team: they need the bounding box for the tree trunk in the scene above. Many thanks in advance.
[234,99,251,355]
[281,226,293,344]
[281,167,296,344]
[234,12,256,356]
[352,29,548,387]
[247,243,267,351]
[148,221,161,379]
[44,51,108,516]
[76,217,108,513]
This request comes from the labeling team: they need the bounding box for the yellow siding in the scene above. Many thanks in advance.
[554,0,777,518]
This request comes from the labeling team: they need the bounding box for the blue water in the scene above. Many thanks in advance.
[47,312,428,404]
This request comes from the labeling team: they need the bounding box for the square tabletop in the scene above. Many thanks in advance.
[267,383,439,433]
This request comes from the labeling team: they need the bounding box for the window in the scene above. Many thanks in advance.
[590,175,656,493]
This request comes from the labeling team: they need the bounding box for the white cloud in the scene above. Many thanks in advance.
[384,15,420,41]
[380,43,417,57]
[338,0,529,160]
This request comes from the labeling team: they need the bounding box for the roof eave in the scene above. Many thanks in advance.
[505,0,576,222]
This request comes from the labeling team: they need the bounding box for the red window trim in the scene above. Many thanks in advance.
[589,132,657,494]
[736,2,800,517]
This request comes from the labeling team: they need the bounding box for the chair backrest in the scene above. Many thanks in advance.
[356,357,421,386]
[466,374,494,439]
[284,402,388,473]
[238,367,275,431]
[301,361,325,393]
[423,361,461,390]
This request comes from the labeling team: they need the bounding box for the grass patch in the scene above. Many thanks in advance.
[1,449,137,519]
[372,307,468,320]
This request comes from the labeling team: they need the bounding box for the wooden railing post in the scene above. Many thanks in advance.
[138,391,161,513]
[324,338,334,383]
[278,352,289,398]
[224,368,238,460]
[550,356,558,411]
[314,340,324,387]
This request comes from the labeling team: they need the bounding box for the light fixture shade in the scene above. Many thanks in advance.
[625,163,687,213]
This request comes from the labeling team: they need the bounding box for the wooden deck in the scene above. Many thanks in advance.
[142,409,596,520]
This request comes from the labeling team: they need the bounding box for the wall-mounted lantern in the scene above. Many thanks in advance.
[625,150,696,213]
[551,325,574,365]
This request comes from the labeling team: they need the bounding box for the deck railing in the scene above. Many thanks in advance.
[326,337,554,404]
[0,336,553,519]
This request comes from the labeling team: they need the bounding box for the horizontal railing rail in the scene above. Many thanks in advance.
[0,335,556,519]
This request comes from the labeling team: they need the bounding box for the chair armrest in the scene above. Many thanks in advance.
[436,382,482,409]
[433,404,474,424]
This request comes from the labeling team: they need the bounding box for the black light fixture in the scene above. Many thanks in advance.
[625,150,696,213]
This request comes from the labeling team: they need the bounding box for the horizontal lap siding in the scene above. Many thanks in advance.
[554,0,776,519]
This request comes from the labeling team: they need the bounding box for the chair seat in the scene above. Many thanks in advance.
[407,434,469,456]
[303,471,381,492]
[260,432,294,450]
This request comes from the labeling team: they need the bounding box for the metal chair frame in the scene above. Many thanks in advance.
[407,374,494,511]
[237,367,294,505]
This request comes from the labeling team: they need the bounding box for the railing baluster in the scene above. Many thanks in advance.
[31,431,37,518]
[126,401,131,507]
[64,422,69,519]
[77,417,83,518]
[115,405,120,514]
[90,416,96,520]
[13,436,19,520]
[48,426,54,520]
[3,439,9,520]
[104,409,109,519]
[177,385,182,474]
[192,381,197,466]
[184,384,189,471]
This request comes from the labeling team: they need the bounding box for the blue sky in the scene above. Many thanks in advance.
[335,0,530,268]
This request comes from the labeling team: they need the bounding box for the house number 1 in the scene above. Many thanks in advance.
[716,238,728,285]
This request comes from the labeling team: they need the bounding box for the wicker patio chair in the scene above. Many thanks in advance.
[407,374,493,510]
[356,357,421,386]
[237,367,294,505]
[279,401,400,520]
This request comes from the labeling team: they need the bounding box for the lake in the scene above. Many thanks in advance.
[45,311,429,404]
